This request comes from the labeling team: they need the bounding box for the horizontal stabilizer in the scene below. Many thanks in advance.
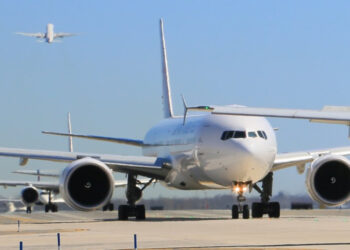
[13,170,59,178]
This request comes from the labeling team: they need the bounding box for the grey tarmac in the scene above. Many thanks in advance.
[0,209,349,250]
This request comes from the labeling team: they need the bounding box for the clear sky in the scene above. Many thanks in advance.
[1,1,350,200]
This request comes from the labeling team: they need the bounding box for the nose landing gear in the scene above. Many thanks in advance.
[231,182,250,219]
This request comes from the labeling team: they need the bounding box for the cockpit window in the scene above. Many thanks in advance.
[248,131,257,138]
[262,131,268,139]
[233,131,246,138]
[221,130,246,140]
[257,130,267,139]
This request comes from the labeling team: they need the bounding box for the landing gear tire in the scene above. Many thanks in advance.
[26,206,31,214]
[242,204,249,219]
[108,203,114,211]
[135,205,146,220]
[231,205,239,219]
[45,203,58,213]
[268,202,280,218]
[252,202,263,218]
[51,204,58,213]
[103,203,114,211]
[118,205,129,220]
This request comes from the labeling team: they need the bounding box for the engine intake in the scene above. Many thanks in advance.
[21,187,39,206]
[306,155,350,206]
[60,158,114,211]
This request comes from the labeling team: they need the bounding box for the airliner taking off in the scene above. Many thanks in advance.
[2,19,350,220]
[16,23,76,43]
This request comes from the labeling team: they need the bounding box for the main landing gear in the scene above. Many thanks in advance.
[252,172,280,218]
[118,174,154,220]
[44,191,58,213]
[231,182,250,219]
[26,206,32,214]
[102,203,114,211]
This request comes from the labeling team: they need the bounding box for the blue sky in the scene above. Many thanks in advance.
[1,1,350,200]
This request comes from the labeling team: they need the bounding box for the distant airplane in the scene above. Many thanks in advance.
[16,23,76,43]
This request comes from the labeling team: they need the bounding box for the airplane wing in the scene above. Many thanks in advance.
[272,146,350,171]
[42,131,144,146]
[0,180,59,191]
[16,32,45,38]
[54,33,77,38]
[13,169,60,177]
[0,147,170,180]
[187,105,350,125]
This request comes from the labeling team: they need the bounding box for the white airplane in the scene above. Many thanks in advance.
[0,172,151,213]
[16,23,76,43]
[1,19,350,220]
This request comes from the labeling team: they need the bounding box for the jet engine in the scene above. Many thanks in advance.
[306,155,350,206]
[21,186,39,206]
[59,157,114,211]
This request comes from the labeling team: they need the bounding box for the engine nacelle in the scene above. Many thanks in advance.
[21,186,39,206]
[59,157,114,211]
[306,155,350,206]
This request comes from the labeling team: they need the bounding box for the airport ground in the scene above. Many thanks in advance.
[0,209,350,250]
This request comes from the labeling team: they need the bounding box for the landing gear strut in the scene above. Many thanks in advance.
[44,191,58,213]
[231,182,250,219]
[252,172,280,218]
[118,175,153,220]
[26,206,32,214]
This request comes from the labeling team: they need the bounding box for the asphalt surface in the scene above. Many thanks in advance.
[0,209,350,249]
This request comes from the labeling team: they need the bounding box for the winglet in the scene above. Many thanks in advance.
[160,19,174,118]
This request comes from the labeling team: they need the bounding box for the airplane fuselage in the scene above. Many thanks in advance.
[143,113,277,190]
[45,23,54,43]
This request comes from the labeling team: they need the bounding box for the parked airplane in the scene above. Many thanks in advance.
[16,23,76,43]
[1,19,350,220]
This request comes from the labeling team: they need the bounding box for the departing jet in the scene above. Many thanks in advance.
[16,23,76,43]
[1,19,350,220]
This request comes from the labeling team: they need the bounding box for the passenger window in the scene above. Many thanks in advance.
[234,131,246,138]
[248,131,257,138]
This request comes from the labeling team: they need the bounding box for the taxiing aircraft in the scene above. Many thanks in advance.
[1,19,350,220]
[16,23,76,43]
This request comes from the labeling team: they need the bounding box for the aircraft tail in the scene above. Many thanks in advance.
[160,19,174,118]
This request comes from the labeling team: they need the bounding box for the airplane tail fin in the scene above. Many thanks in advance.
[67,112,73,152]
[160,19,174,118]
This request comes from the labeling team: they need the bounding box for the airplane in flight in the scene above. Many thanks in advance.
[1,19,350,220]
[16,23,76,43]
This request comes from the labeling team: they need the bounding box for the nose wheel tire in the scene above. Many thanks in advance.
[232,205,239,219]
[232,204,249,219]
[268,202,280,218]
[242,204,249,219]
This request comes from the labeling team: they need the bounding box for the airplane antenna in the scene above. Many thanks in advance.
[160,19,174,118]
[68,112,73,152]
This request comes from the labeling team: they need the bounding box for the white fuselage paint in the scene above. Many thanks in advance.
[45,23,54,43]
[142,113,277,190]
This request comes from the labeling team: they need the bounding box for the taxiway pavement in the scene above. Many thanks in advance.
[0,209,349,249]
